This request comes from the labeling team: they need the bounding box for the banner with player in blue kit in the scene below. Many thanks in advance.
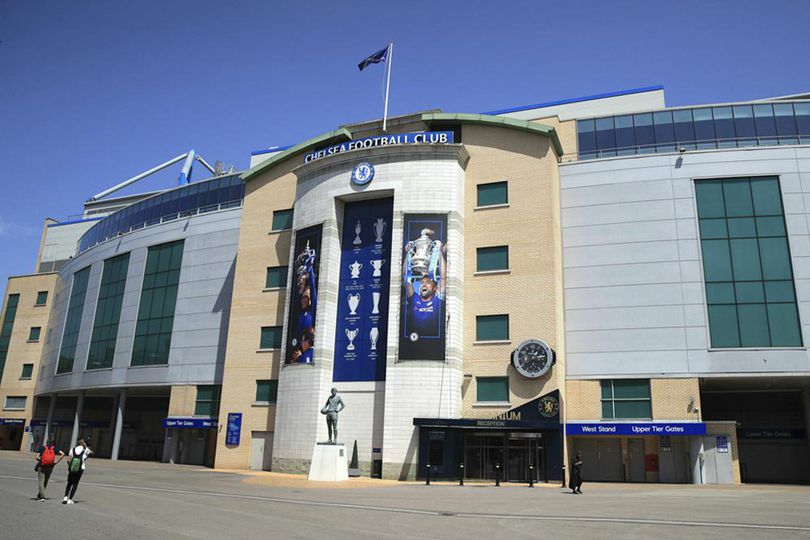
[399,214,447,361]
[333,198,394,382]
[285,225,322,365]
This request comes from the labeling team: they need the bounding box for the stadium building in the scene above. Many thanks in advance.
[1,86,810,484]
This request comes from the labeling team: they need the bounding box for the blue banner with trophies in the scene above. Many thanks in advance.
[333,198,394,382]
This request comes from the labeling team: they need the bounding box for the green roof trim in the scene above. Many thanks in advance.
[241,127,353,182]
[421,112,564,157]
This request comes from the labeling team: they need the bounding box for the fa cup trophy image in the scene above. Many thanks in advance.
[405,228,442,277]
[349,260,363,279]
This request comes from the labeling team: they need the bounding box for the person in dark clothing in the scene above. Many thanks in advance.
[34,438,65,501]
[570,451,583,494]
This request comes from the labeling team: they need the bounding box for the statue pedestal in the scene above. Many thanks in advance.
[308,443,349,481]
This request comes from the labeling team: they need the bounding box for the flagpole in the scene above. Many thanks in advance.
[382,41,393,132]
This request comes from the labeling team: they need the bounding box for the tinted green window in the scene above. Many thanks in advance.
[476,315,509,341]
[272,209,294,231]
[265,266,289,289]
[695,176,801,348]
[35,291,48,306]
[477,377,509,402]
[476,246,509,272]
[57,267,91,374]
[255,380,278,403]
[87,253,130,370]
[0,294,20,382]
[20,363,33,379]
[260,326,282,349]
[600,380,651,419]
[131,241,184,366]
[28,327,41,341]
[477,182,508,207]
[195,385,221,416]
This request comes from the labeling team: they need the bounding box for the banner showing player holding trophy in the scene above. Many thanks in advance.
[400,214,447,361]
[285,225,322,365]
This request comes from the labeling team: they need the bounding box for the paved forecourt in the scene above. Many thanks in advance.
[1,452,809,540]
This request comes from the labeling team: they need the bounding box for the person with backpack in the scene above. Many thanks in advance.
[34,438,65,501]
[63,438,92,504]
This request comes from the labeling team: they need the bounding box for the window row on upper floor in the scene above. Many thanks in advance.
[578,102,810,159]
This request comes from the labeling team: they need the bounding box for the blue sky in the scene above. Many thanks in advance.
[1,0,809,282]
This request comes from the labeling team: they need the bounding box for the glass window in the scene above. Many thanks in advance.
[693,108,716,148]
[477,182,508,207]
[795,102,810,142]
[595,117,616,157]
[476,246,509,272]
[28,327,41,341]
[754,104,777,143]
[260,326,282,349]
[733,105,756,145]
[695,176,801,348]
[614,115,635,154]
[87,253,131,370]
[194,385,221,416]
[774,103,798,143]
[265,266,289,289]
[0,294,20,382]
[3,396,26,410]
[713,107,736,148]
[272,209,294,231]
[577,119,596,158]
[35,291,48,306]
[673,109,695,149]
[20,363,33,379]
[600,380,651,419]
[477,377,509,402]
[476,315,509,341]
[255,380,278,403]
[653,111,675,149]
[633,113,654,152]
[131,241,184,366]
[58,267,91,374]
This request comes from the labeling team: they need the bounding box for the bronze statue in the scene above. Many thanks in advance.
[320,388,345,444]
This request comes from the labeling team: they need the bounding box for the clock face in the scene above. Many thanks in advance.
[513,339,553,379]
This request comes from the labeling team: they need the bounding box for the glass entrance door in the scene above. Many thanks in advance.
[506,436,544,482]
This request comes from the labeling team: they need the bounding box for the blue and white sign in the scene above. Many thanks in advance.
[305,131,454,163]
[226,413,242,446]
[351,162,375,186]
[0,418,25,426]
[567,422,707,436]
[333,198,394,382]
[716,435,729,453]
[161,417,217,429]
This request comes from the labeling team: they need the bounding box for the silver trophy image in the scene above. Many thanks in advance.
[373,218,387,243]
[353,220,362,245]
[347,293,360,315]
[349,260,363,279]
[406,228,441,277]
[370,259,386,277]
[372,292,381,315]
[345,328,359,351]
[370,327,379,350]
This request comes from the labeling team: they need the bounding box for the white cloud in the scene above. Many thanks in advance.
[0,215,40,237]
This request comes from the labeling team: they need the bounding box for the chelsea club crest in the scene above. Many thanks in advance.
[351,162,375,186]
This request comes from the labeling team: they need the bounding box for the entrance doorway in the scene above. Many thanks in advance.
[507,435,545,482]
[465,432,546,482]
[250,431,273,471]
[628,438,645,482]
[573,438,623,482]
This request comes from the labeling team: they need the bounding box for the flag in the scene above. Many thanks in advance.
[357,45,390,71]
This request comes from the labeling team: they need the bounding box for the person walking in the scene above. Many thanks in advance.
[63,438,92,504]
[570,451,584,494]
[34,438,65,501]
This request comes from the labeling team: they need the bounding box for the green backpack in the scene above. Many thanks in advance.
[69,451,82,473]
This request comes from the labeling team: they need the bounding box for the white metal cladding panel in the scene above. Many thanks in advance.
[40,221,97,263]
[35,208,241,394]
[561,146,810,378]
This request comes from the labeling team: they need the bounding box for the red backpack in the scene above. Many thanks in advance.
[40,445,56,467]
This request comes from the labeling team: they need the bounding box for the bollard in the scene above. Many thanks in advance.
[529,464,534,488]
[561,464,567,488]
[426,463,431,486]
[459,462,464,486]
[495,463,501,487]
